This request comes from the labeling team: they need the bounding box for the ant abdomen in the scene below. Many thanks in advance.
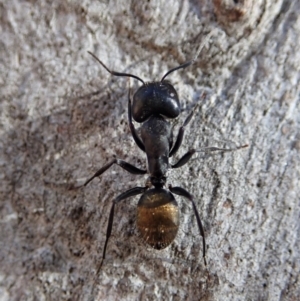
[137,188,179,250]
[132,81,181,122]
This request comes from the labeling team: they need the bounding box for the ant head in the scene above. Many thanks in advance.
[88,51,195,123]
[132,81,180,123]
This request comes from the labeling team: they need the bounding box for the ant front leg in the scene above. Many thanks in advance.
[169,105,197,157]
[128,90,145,152]
[96,186,148,274]
[84,158,147,186]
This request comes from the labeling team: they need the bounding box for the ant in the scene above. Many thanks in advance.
[84,51,247,270]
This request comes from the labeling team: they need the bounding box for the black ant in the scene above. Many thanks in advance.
[84,51,247,270]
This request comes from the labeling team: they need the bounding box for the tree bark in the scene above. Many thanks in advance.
[0,0,299,300]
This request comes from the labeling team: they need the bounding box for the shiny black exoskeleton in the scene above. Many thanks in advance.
[84,51,247,271]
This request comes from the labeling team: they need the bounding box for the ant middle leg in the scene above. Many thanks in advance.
[171,144,248,169]
[84,158,147,186]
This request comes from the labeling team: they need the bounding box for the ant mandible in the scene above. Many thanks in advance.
[84,51,247,270]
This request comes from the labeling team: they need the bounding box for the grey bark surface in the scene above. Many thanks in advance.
[0,0,299,300]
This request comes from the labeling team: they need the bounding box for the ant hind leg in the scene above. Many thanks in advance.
[95,186,148,274]
[168,185,207,267]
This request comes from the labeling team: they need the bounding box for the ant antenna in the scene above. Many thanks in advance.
[88,51,145,85]
[161,30,216,82]
[161,60,194,82]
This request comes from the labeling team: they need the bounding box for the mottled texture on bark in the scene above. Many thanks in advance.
[0,0,299,300]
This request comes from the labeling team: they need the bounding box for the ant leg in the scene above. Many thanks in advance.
[128,90,145,152]
[169,185,207,266]
[96,186,148,273]
[169,106,196,157]
[84,159,147,186]
[171,144,248,169]
[171,149,197,168]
